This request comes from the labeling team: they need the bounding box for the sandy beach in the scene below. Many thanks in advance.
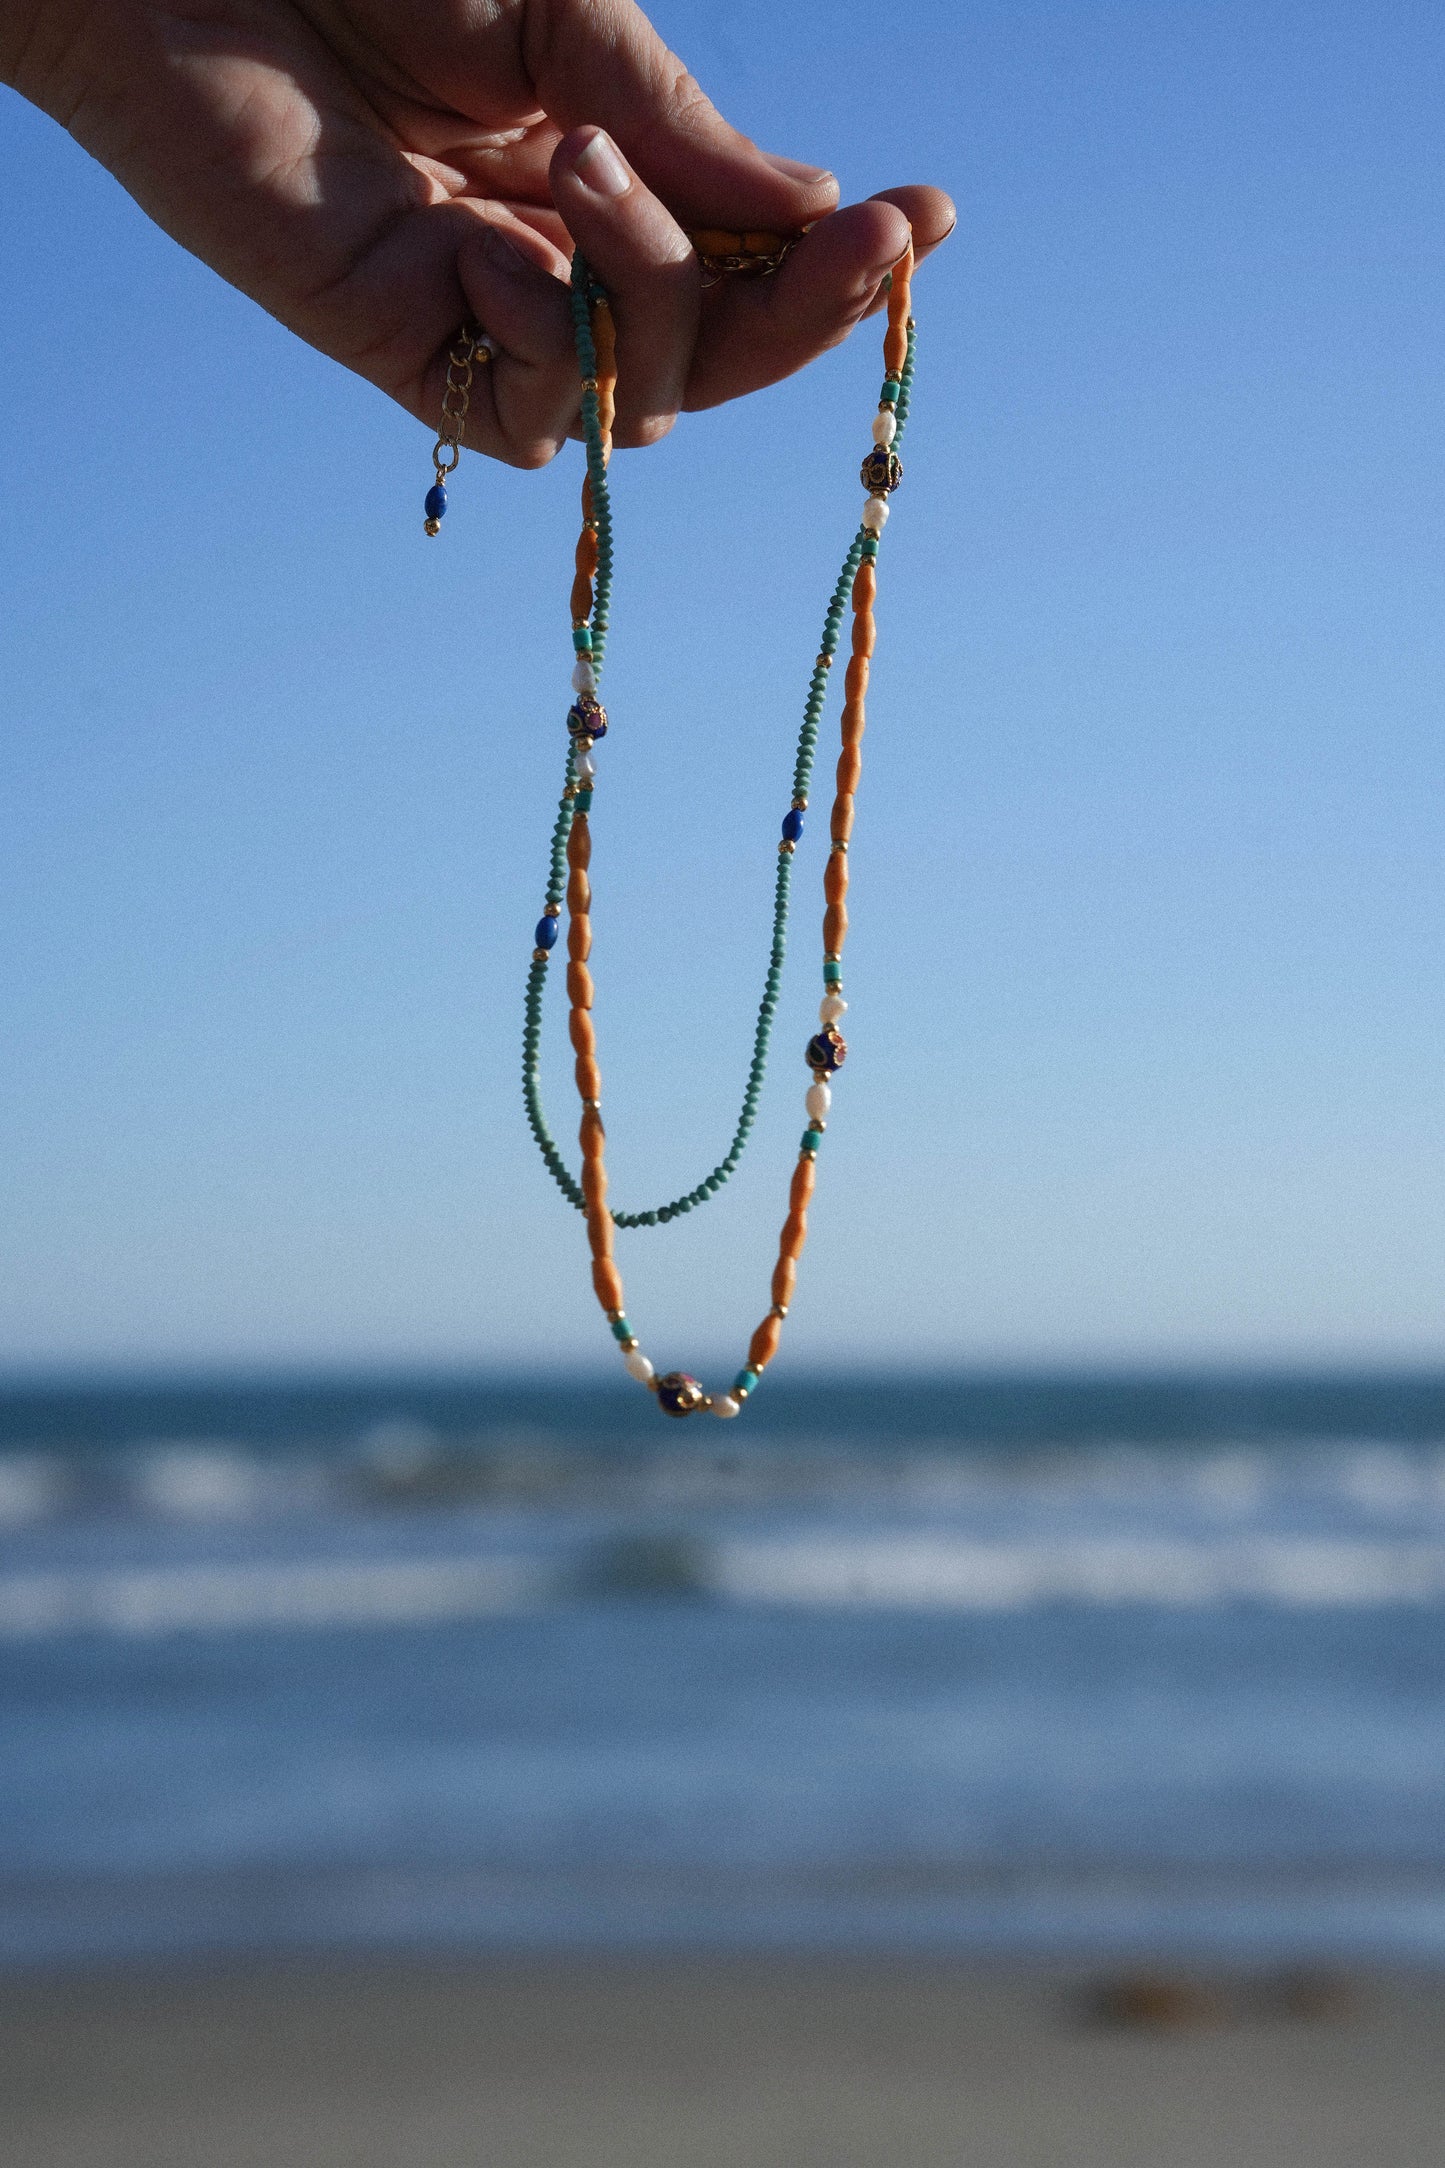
[3,1958,1442,2167]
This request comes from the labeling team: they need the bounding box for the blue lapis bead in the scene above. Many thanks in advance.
[424,483,447,521]
[781,807,805,844]
[535,915,559,949]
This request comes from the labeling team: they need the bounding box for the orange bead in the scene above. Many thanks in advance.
[840,698,867,748]
[790,1157,817,1214]
[585,1204,614,1258]
[887,249,913,326]
[567,961,594,1009]
[566,869,591,916]
[852,560,877,611]
[568,1009,596,1059]
[743,230,785,254]
[844,655,870,703]
[567,916,591,962]
[830,797,855,846]
[824,854,849,906]
[567,820,592,870]
[777,1208,808,1263]
[824,901,849,954]
[771,1257,797,1310]
[691,228,742,256]
[570,573,593,624]
[748,1314,784,1371]
[575,1054,602,1103]
[592,1257,624,1313]
[582,1156,608,1209]
[836,745,863,796]
[581,474,594,525]
[883,326,908,376]
[850,612,876,662]
[575,528,599,579]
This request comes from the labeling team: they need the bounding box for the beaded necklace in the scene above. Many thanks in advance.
[425,238,915,1419]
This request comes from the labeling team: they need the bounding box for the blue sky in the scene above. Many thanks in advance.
[3,0,1444,1373]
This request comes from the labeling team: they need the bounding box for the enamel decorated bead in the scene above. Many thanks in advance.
[656,1372,706,1418]
[567,691,608,741]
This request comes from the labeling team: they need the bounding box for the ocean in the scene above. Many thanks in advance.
[2,1371,1444,1972]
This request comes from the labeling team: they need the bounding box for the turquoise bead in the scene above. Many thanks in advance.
[823,960,843,984]
[572,627,593,651]
[575,789,594,812]
[734,1368,760,1397]
[609,1316,632,1342]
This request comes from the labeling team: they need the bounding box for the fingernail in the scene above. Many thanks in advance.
[762,152,836,187]
[571,129,631,199]
[480,224,534,277]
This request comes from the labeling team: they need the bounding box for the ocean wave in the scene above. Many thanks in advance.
[4,1526,1445,1637]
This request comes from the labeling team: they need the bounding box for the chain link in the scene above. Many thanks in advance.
[431,324,491,480]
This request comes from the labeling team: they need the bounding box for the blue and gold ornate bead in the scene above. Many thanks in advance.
[860,446,903,494]
[805,1026,848,1074]
[567,691,608,742]
[656,1371,706,1418]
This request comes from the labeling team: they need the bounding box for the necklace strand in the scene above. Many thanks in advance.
[511,243,916,1416]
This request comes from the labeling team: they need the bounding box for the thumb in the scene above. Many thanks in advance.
[525,0,840,229]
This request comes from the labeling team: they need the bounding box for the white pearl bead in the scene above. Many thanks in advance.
[805,1081,832,1121]
[624,1350,654,1384]
[574,750,597,780]
[571,659,597,693]
[711,1394,742,1419]
[819,994,847,1024]
[861,497,889,535]
[871,411,897,447]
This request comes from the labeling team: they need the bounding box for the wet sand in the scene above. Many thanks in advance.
[3,1958,1443,2167]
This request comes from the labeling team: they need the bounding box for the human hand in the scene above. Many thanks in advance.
[3,0,953,465]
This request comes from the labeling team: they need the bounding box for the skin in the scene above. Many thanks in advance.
[1,0,953,465]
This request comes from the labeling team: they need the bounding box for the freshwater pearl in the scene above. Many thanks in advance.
[571,659,597,693]
[871,411,897,447]
[805,1081,832,1121]
[575,750,597,781]
[861,496,889,535]
[819,994,847,1024]
[624,1349,655,1384]
[711,1394,742,1419]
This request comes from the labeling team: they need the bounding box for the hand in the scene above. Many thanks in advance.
[2,0,953,465]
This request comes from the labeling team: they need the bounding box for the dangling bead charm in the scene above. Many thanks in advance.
[424,482,447,535]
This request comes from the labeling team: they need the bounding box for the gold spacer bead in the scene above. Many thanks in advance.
[424,519,441,536]
[543,903,561,917]
[792,797,808,810]
[779,840,795,855]
[580,377,600,393]
[645,1375,661,1392]
[620,1337,640,1352]
[532,948,550,962]
[770,1304,788,1320]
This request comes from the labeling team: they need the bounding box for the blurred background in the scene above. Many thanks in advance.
[3,1,1445,2161]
